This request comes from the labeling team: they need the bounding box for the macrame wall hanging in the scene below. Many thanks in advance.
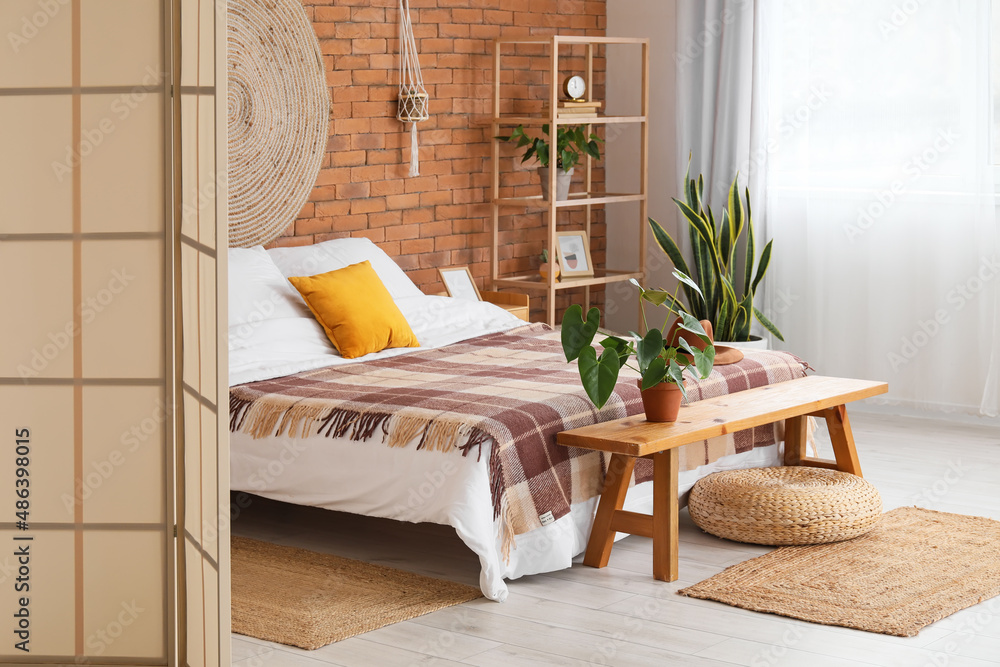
[397,0,429,177]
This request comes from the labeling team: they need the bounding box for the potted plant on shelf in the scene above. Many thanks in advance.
[497,124,603,201]
[561,278,715,422]
[539,248,560,281]
[647,159,783,346]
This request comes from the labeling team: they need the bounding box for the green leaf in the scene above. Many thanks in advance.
[637,328,664,373]
[751,239,773,294]
[641,357,667,390]
[691,344,715,378]
[727,175,744,265]
[560,304,601,361]
[672,199,715,249]
[600,336,633,366]
[743,207,755,297]
[672,271,706,307]
[578,346,622,409]
[676,310,710,342]
[665,359,688,400]
[648,218,692,277]
[639,289,670,306]
[754,306,785,342]
[719,208,733,271]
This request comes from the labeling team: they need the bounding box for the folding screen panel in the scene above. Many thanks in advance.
[175,0,230,664]
[0,0,228,663]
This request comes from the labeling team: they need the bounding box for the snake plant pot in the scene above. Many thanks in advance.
[538,167,574,201]
[722,335,769,350]
[638,379,685,422]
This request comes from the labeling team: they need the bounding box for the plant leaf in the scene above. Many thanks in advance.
[751,239,773,294]
[578,346,622,409]
[665,359,688,400]
[637,328,665,373]
[754,306,785,342]
[641,356,667,390]
[727,175,744,267]
[672,270,706,307]
[691,344,715,378]
[560,304,601,361]
[743,203,755,297]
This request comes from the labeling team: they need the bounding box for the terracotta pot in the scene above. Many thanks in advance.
[638,379,685,422]
[665,317,713,351]
[539,262,560,281]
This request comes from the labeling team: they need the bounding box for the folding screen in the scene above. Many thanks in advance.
[0,0,228,663]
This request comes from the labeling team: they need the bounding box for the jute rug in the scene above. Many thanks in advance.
[679,507,1000,637]
[231,536,482,650]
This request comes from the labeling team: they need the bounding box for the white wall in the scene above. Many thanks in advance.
[605,0,679,334]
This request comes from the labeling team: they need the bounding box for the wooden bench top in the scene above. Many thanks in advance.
[556,375,888,457]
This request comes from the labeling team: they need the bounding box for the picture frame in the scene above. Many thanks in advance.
[438,266,482,301]
[555,231,594,278]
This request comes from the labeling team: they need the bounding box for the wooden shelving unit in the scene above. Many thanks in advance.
[490,35,650,326]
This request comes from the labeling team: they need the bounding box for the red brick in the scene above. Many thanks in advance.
[386,193,421,210]
[351,165,385,183]
[401,238,435,254]
[329,150,366,167]
[368,210,404,227]
[370,179,405,197]
[351,197,387,214]
[315,200,351,217]
[337,182,370,199]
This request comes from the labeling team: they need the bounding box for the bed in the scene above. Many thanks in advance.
[227,238,811,602]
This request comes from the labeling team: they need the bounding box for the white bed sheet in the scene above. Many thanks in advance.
[230,423,787,602]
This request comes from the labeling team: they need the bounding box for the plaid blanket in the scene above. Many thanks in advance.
[229,324,809,558]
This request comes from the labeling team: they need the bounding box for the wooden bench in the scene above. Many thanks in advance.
[555,375,888,582]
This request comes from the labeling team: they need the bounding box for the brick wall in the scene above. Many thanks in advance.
[268,0,609,319]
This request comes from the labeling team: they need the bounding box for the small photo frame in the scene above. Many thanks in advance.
[555,231,594,278]
[438,266,482,301]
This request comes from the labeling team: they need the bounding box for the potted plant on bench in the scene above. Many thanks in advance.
[561,279,716,422]
[497,124,603,201]
[647,158,784,346]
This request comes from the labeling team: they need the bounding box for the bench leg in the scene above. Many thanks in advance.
[652,448,679,582]
[783,415,810,466]
[825,405,863,476]
[583,453,636,569]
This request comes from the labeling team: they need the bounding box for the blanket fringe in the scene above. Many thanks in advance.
[230,397,490,457]
[498,493,516,561]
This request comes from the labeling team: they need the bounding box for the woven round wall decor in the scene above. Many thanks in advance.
[227,0,330,248]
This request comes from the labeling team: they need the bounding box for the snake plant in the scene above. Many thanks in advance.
[647,161,784,342]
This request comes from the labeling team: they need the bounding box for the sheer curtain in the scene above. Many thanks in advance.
[760,0,1000,416]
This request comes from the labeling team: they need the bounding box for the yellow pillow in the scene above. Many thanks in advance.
[287,260,419,359]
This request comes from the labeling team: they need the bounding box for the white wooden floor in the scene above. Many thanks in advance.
[230,412,1000,667]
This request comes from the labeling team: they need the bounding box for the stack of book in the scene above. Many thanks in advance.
[540,100,601,119]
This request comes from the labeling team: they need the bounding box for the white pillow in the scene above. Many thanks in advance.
[227,246,308,326]
[267,237,424,300]
[227,247,335,385]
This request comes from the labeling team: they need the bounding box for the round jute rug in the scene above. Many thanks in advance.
[227,0,330,248]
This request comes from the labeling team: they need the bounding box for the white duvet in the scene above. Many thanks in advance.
[227,239,787,601]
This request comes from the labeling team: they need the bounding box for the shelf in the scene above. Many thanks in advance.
[495,36,648,46]
[494,270,644,291]
[494,115,646,126]
[493,192,645,208]
[491,35,649,326]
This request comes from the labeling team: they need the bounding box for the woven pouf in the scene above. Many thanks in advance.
[688,467,882,546]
